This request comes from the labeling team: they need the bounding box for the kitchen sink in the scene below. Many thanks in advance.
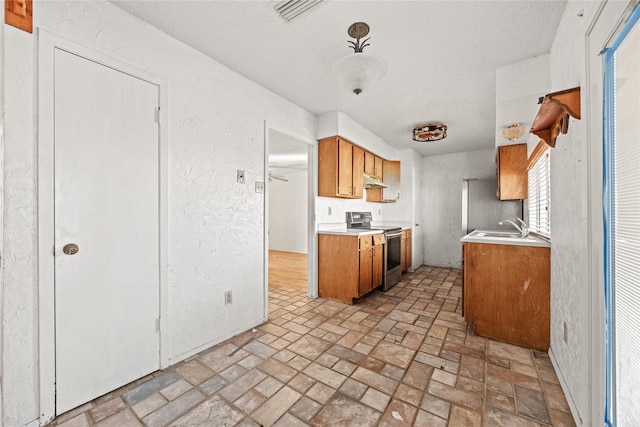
[461,229,550,248]
[469,230,521,238]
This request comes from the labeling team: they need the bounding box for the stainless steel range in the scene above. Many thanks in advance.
[346,212,402,291]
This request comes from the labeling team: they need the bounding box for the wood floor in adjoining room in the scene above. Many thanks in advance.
[269,250,308,292]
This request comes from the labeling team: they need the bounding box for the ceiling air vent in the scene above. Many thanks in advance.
[273,0,323,22]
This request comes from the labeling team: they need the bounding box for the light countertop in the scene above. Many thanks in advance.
[318,229,384,236]
[461,229,550,248]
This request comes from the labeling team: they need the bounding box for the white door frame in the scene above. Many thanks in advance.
[37,30,169,423]
[263,122,318,318]
[584,2,637,425]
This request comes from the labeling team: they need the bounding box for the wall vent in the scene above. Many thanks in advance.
[273,0,323,22]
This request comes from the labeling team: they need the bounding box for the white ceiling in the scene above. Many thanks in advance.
[111,0,567,157]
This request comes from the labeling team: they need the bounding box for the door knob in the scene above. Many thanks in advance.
[63,243,79,255]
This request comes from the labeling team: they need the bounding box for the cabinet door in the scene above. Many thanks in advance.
[318,234,359,304]
[405,229,412,270]
[401,230,407,272]
[497,144,528,200]
[359,236,373,296]
[374,155,383,180]
[364,151,383,180]
[382,160,401,201]
[352,145,364,198]
[372,234,385,287]
[364,151,376,177]
[338,139,354,197]
[372,244,383,287]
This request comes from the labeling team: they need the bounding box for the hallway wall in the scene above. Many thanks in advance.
[269,170,308,253]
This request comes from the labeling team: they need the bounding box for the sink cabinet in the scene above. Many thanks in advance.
[463,242,550,351]
[318,136,364,199]
[497,143,528,200]
[319,233,385,304]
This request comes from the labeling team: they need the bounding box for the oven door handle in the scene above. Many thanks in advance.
[386,231,402,239]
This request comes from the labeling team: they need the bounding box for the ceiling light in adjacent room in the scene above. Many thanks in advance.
[502,123,525,141]
[331,22,387,95]
[413,122,447,142]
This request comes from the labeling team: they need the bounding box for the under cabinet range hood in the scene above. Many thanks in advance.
[363,174,388,189]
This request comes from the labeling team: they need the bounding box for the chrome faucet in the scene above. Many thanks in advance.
[499,218,529,237]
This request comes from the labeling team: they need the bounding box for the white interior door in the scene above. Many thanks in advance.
[54,48,160,414]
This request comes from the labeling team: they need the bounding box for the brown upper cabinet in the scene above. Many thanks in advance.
[318,136,364,198]
[497,143,528,200]
[366,160,401,203]
[364,151,383,180]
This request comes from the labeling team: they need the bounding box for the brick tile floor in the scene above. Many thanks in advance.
[49,266,576,426]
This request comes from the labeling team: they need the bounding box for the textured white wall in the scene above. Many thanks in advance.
[2,1,316,425]
[421,149,496,268]
[545,1,610,425]
[3,23,38,427]
[269,170,308,253]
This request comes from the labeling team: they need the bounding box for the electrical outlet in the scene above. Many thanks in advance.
[225,290,232,305]
[255,181,265,193]
[328,207,332,215]
[237,170,245,184]
[563,321,568,344]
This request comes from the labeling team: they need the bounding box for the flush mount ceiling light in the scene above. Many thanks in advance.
[412,122,447,142]
[331,22,387,95]
[502,123,525,141]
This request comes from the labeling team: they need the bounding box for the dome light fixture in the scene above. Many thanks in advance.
[502,123,525,141]
[413,122,447,142]
[331,22,387,95]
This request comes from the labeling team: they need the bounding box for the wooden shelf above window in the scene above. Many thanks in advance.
[530,87,580,147]
[5,0,33,33]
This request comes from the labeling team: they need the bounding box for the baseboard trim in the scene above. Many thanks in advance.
[549,346,584,426]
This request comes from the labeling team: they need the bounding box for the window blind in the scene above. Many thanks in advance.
[603,5,640,425]
[528,147,550,238]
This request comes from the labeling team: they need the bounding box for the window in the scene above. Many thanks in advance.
[528,143,551,238]
[603,4,640,425]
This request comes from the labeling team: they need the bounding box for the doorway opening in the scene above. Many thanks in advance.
[264,127,317,315]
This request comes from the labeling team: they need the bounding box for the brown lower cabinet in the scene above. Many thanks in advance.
[319,233,385,305]
[401,228,412,272]
[463,242,550,351]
